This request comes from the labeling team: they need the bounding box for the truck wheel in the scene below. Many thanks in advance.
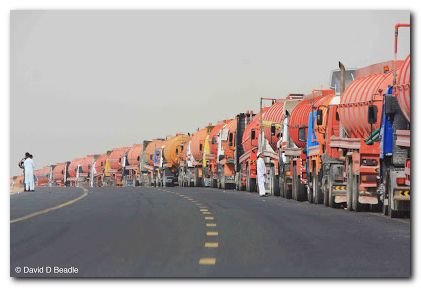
[382,169,390,216]
[211,172,217,188]
[246,168,251,192]
[246,168,256,192]
[387,169,399,218]
[285,175,292,199]
[279,169,285,198]
[307,176,314,203]
[322,174,329,206]
[193,167,200,187]
[313,169,323,204]
[351,170,362,212]
[163,171,167,187]
[212,179,217,188]
[328,171,339,208]
[292,167,297,200]
[221,176,226,190]
[270,166,280,196]
[293,166,306,201]
[346,166,353,211]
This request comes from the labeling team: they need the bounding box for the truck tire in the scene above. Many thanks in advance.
[246,168,251,192]
[382,167,390,216]
[293,166,306,201]
[211,171,217,188]
[387,169,400,218]
[307,176,314,203]
[313,169,323,204]
[328,171,340,208]
[279,168,285,198]
[246,168,256,192]
[350,169,362,212]
[221,175,226,190]
[193,167,201,187]
[270,166,280,196]
[163,171,167,187]
[346,166,353,211]
[322,174,329,206]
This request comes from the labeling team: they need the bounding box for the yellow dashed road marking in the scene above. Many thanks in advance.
[205,242,219,248]
[206,223,217,227]
[200,209,208,212]
[199,258,216,265]
[207,231,219,236]
[205,217,214,220]
[10,189,88,224]
[202,211,211,215]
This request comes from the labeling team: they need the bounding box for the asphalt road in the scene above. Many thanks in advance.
[10,186,411,278]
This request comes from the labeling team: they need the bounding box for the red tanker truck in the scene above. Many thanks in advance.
[299,90,337,204]
[178,135,191,187]
[202,121,229,187]
[92,153,110,187]
[257,95,305,196]
[34,167,52,187]
[142,139,165,186]
[380,23,410,217]
[216,112,253,189]
[51,162,69,186]
[122,144,143,187]
[67,155,95,187]
[237,109,268,192]
[107,147,130,186]
[319,60,403,212]
[157,134,190,186]
[179,126,214,187]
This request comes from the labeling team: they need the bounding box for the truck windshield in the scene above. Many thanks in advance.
[330,69,356,94]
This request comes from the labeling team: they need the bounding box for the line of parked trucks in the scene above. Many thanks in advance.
[11,24,411,218]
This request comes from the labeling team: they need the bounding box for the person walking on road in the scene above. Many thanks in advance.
[23,153,35,192]
[256,152,267,197]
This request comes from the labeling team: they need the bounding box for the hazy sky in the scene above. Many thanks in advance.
[10,10,410,176]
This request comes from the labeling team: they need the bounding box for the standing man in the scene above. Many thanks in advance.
[18,153,29,192]
[24,153,35,192]
[256,152,267,197]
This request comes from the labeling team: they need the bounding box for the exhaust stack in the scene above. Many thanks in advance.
[339,61,346,96]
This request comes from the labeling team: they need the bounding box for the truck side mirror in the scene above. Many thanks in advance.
[251,129,256,140]
[316,109,323,126]
[211,137,216,145]
[368,105,377,124]
[270,124,276,136]
[229,133,233,146]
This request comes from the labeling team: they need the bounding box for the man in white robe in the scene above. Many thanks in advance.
[24,154,35,191]
[256,152,267,197]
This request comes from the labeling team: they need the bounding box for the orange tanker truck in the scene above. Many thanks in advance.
[237,109,268,192]
[34,166,52,187]
[156,134,190,186]
[179,125,214,187]
[92,153,110,187]
[107,147,131,186]
[249,95,303,196]
[123,144,143,187]
[319,60,403,212]
[51,162,69,186]
[202,121,229,187]
[216,112,254,190]
[67,155,95,187]
[141,139,165,186]
[380,23,411,217]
